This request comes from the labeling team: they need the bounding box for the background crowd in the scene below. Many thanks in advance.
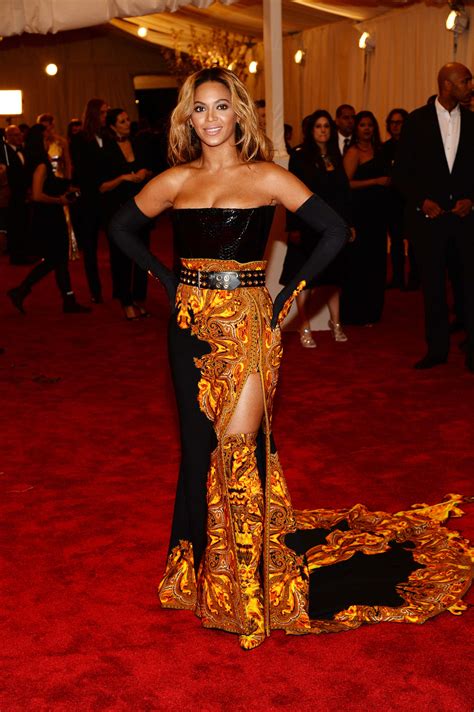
[1,68,473,370]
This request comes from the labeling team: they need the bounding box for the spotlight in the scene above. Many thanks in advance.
[45,63,58,76]
[137,26,148,38]
[294,49,305,65]
[249,60,258,74]
[446,7,469,33]
[358,32,375,51]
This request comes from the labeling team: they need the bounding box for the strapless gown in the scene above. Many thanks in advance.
[157,206,472,649]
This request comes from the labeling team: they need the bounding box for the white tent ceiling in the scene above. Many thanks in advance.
[0,0,445,39]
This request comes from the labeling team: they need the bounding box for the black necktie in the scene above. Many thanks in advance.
[343,137,350,154]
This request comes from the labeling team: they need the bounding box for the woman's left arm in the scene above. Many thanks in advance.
[264,164,349,327]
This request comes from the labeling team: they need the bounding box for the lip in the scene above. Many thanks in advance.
[204,127,222,135]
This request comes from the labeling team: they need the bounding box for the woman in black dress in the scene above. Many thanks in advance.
[109,69,471,649]
[6,123,90,314]
[341,111,390,325]
[280,110,353,347]
[99,108,152,319]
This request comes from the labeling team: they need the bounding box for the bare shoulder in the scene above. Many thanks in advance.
[136,164,194,216]
[247,160,293,191]
[344,146,359,159]
[143,164,189,198]
[248,160,312,211]
[247,160,286,180]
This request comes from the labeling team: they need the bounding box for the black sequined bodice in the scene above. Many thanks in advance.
[172,206,276,262]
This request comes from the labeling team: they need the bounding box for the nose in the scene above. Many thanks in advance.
[207,106,218,122]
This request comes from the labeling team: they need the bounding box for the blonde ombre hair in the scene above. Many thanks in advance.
[168,67,273,165]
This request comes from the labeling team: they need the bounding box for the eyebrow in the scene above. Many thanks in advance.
[193,98,230,105]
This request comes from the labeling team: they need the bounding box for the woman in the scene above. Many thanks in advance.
[280,110,353,347]
[37,113,72,180]
[341,110,390,325]
[110,69,471,649]
[6,123,90,314]
[99,108,152,319]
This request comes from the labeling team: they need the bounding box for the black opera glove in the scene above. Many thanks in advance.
[271,194,349,329]
[109,199,178,307]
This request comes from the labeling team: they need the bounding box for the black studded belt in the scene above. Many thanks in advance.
[179,267,266,290]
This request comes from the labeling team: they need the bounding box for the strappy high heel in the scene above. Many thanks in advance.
[328,319,348,342]
[300,326,317,348]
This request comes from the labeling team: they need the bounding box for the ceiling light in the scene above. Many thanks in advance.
[446,8,469,32]
[358,32,375,51]
[249,60,258,74]
[137,26,148,38]
[294,49,305,65]
[45,63,58,76]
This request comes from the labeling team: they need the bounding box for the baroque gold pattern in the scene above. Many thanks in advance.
[158,539,197,610]
[158,257,473,648]
[294,494,474,634]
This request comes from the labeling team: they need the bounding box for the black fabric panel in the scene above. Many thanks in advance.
[167,316,217,570]
[286,527,423,619]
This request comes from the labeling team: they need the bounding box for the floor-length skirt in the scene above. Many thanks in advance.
[157,257,473,647]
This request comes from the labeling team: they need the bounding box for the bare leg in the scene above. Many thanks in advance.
[226,373,264,436]
[327,288,348,342]
[296,290,316,348]
[327,288,341,324]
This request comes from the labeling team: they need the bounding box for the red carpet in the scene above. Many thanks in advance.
[1,217,473,711]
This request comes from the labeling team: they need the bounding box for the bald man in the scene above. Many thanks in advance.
[394,63,474,373]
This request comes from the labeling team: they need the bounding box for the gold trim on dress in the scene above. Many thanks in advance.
[157,257,473,648]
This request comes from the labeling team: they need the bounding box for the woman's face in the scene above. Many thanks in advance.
[312,117,331,145]
[113,112,131,138]
[191,81,237,148]
[356,117,374,141]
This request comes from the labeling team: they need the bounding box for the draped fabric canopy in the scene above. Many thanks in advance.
[0,0,238,37]
[0,0,445,38]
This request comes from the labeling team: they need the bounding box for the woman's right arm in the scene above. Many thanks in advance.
[108,168,182,306]
[99,173,138,193]
[31,164,70,205]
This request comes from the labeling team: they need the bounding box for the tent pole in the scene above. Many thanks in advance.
[263,0,288,167]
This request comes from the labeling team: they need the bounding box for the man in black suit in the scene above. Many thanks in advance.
[335,104,355,155]
[394,63,474,372]
[1,125,34,265]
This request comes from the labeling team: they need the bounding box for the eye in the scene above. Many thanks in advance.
[217,103,229,110]
[193,105,205,113]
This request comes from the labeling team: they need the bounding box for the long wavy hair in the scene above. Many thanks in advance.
[168,67,273,165]
[82,98,107,142]
[300,109,340,170]
[351,111,382,151]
